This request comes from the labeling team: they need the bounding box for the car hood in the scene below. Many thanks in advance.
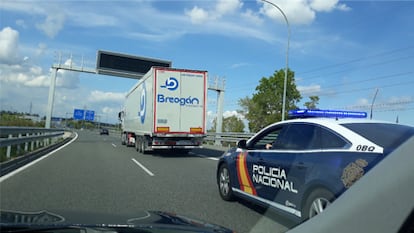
[0,209,233,233]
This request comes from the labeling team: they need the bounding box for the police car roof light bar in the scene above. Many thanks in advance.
[288,109,368,119]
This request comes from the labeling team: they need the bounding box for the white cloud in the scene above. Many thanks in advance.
[88,90,126,103]
[345,96,413,111]
[242,9,263,25]
[1,63,45,87]
[310,0,338,12]
[356,98,369,106]
[185,6,210,24]
[0,27,19,64]
[36,12,65,38]
[15,19,27,28]
[25,74,49,87]
[336,3,351,12]
[223,110,245,120]
[260,0,315,25]
[297,84,321,96]
[70,12,118,28]
[260,0,351,25]
[186,0,243,24]
[216,0,243,16]
[102,106,118,114]
[36,43,48,57]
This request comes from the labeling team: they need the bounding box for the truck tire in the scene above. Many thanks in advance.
[136,137,141,153]
[121,133,126,145]
[301,188,335,221]
[141,137,148,154]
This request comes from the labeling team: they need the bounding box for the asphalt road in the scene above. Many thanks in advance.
[0,130,295,233]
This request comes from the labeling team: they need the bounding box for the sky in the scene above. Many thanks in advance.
[1,0,413,129]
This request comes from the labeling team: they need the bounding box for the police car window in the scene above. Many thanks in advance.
[250,126,284,149]
[319,126,350,149]
[274,123,316,150]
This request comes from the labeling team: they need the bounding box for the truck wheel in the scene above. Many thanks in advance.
[121,133,126,145]
[141,137,147,154]
[217,164,234,201]
[135,137,141,152]
[301,188,335,221]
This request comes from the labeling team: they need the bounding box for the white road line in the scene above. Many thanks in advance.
[0,132,79,183]
[131,158,154,176]
[111,143,117,148]
[189,152,219,161]
[205,157,219,161]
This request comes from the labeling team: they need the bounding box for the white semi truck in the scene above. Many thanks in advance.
[119,67,207,153]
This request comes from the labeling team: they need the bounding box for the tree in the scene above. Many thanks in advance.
[223,115,245,132]
[304,96,320,109]
[210,115,245,132]
[238,69,301,132]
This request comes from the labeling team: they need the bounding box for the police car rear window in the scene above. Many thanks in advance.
[341,123,414,150]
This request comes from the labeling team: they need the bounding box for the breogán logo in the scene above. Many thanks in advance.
[160,77,179,91]
[138,82,146,124]
[158,77,200,106]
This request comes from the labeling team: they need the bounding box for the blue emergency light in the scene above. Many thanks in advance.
[288,109,367,119]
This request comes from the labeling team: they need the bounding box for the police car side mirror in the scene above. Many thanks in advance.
[237,139,247,149]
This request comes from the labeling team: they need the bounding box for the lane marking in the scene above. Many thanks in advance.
[0,132,79,183]
[111,143,117,148]
[189,152,219,161]
[131,158,154,176]
[202,156,219,161]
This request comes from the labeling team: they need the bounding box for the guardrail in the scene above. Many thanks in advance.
[205,132,255,146]
[0,127,65,160]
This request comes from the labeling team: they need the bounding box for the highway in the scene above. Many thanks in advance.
[0,130,294,233]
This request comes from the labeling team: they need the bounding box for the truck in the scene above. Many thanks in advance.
[119,67,207,153]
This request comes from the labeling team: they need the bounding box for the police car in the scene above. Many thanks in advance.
[216,109,414,222]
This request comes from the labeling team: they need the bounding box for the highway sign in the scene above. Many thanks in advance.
[96,50,171,79]
[73,109,85,120]
[85,110,95,121]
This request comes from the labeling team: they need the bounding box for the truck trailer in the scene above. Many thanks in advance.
[119,67,207,153]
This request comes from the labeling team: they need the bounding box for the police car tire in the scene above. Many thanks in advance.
[218,164,235,201]
[302,188,335,221]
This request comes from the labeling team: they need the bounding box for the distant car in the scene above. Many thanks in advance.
[216,109,414,223]
[100,128,109,135]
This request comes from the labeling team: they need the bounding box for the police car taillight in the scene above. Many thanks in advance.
[288,109,367,119]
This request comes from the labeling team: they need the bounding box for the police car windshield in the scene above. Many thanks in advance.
[341,123,414,151]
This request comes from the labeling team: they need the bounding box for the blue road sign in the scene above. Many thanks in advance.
[85,110,95,121]
[73,109,85,120]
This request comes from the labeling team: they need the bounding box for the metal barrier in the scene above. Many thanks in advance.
[0,127,65,159]
[205,132,255,146]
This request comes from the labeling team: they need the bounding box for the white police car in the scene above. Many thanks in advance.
[216,109,414,222]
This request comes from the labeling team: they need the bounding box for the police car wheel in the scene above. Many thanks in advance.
[218,164,234,201]
[302,188,334,221]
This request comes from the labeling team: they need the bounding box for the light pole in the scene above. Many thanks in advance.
[370,88,379,120]
[261,0,290,121]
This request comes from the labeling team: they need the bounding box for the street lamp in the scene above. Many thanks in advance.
[370,88,379,120]
[261,0,290,121]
